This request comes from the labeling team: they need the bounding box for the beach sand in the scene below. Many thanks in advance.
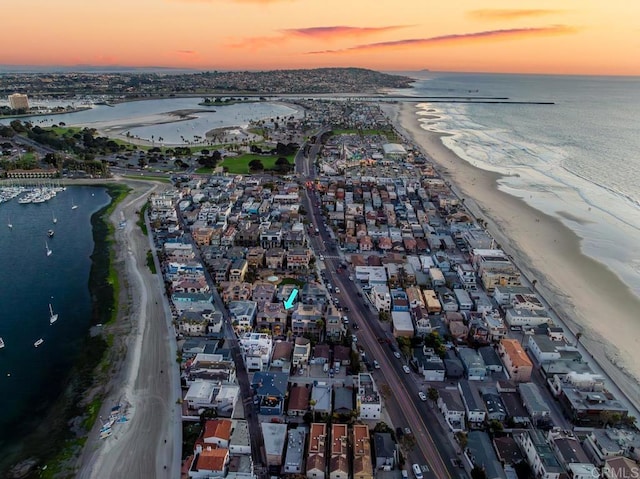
[384,102,640,416]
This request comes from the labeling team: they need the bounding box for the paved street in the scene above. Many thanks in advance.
[297,136,458,479]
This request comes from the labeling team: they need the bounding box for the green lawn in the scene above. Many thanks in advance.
[220,153,295,174]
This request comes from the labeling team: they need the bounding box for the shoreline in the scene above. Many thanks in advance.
[383,101,640,417]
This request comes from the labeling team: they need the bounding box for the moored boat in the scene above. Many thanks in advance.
[49,304,58,324]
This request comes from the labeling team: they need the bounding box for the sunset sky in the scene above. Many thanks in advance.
[1,0,639,75]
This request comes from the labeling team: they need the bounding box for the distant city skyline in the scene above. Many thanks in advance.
[1,0,638,76]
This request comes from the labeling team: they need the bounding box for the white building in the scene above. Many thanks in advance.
[357,373,381,420]
[239,332,273,371]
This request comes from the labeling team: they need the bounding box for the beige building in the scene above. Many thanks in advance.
[498,339,533,382]
[8,93,29,110]
[307,423,327,479]
[353,424,373,479]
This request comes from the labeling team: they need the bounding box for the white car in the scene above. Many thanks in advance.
[352,335,358,343]
[319,254,324,261]
[393,352,401,359]
[334,287,340,294]
[418,391,427,401]
[403,365,410,374]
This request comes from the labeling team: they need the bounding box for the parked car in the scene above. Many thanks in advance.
[373,360,380,369]
[418,391,427,401]
[403,365,411,374]
[394,352,402,359]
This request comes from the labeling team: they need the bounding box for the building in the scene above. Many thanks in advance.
[239,332,273,371]
[458,347,487,380]
[251,371,288,415]
[357,373,381,420]
[353,424,373,479]
[465,431,507,479]
[437,389,466,431]
[391,311,414,338]
[518,383,551,425]
[515,429,565,479]
[307,423,327,479]
[330,424,349,479]
[373,432,396,470]
[287,385,311,417]
[499,339,533,382]
[284,427,307,474]
[8,93,29,110]
[189,445,230,478]
[458,380,486,426]
[262,422,288,467]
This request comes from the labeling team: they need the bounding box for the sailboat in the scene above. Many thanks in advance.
[52,211,57,224]
[46,241,52,257]
[71,198,78,210]
[34,338,44,348]
[49,304,58,324]
[7,215,12,229]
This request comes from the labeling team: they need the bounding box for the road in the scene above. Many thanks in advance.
[296,135,458,479]
[174,205,268,478]
[77,180,181,479]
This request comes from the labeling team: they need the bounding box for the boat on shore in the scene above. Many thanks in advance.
[49,304,58,324]
[34,338,44,348]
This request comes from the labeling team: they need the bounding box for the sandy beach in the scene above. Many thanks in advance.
[383,102,640,416]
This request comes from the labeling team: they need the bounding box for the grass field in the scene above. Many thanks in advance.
[220,153,294,174]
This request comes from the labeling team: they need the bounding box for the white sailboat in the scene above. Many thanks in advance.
[0,337,5,349]
[52,211,57,224]
[34,338,44,347]
[46,241,52,257]
[7,215,12,229]
[71,198,78,210]
[49,304,58,324]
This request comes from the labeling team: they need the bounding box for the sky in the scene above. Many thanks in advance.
[1,0,639,75]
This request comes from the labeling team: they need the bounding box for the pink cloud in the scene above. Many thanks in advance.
[307,25,579,54]
[283,25,410,40]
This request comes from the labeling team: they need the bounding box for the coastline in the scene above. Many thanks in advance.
[382,101,640,416]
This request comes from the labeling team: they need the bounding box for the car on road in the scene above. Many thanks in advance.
[402,365,411,374]
[373,360,380,369]
[351,334,358,343]
[319,254,324,261]
[342,306,349,312]
[412,463,423,479]
[352,322,358,329]
[418,391,427,401]
[334,287,340,294]
[394,352,402,359]
[404,427,412,435]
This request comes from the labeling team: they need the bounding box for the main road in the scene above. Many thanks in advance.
[296,134,459,479]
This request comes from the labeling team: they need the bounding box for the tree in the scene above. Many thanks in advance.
[248,159,264,171]
[471,465,488,479]
[427,387,439,403]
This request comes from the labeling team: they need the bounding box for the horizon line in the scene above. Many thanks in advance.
[0,64,638,78]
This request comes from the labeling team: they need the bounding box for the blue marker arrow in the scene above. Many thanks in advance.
[283,288,299,310]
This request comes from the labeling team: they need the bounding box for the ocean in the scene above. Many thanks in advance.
[0,186,110,457]
[392,72,640,298]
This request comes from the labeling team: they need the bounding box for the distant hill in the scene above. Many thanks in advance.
[0,67,415,95]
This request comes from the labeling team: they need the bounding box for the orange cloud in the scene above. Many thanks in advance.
[283,25,410,40]
[169,0,293,4]
[469,9,566,20]
[229,24,408,49]
[307,25,579,54]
